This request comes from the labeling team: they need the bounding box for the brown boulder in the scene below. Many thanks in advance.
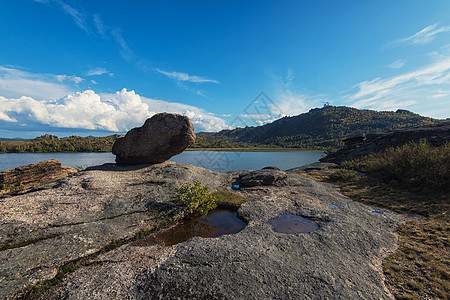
[0,159,77,193]
[112,113,196,165]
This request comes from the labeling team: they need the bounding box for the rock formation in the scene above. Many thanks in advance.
[0,159,76,193]
[322,120,450,164]
[112,113,196,165]
[14,163,403,300]
[238,168,288,187]
[0,162,229,299]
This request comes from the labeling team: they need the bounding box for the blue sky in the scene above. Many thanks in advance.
[1,0,450,138]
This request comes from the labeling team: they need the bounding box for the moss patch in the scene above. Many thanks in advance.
[211,190,246,210]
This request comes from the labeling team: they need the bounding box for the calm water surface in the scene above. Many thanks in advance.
[0,150,323,172]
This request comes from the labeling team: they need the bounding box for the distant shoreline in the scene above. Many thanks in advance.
[0,148,324,154]
[186,147,322,152]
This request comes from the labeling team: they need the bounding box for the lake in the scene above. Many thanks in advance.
[0,150,323,172]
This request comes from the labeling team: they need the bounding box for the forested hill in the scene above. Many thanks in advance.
[0,134,122,153]
[192,106,440,149]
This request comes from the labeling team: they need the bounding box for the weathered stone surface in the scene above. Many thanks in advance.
[238,169,288,187]
[112,113,196,165]
[261,166,281,170]
[0,162,229,299]
[39,170,403,300]
[322,121,450,164]
[285,162,338,173]
[0,159,76,193]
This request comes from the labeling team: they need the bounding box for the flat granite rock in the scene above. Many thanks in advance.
[0,162,230,299]
[31,168,404,300]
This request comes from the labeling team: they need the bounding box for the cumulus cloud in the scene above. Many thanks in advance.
[155,69,219,84]
[345,57,450,115]
[55,74,84,83]
[0,89,228,133]
[139,95,228,132]
[391,24,450,46]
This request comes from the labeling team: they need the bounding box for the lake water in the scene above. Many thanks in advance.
[0,150,323,172]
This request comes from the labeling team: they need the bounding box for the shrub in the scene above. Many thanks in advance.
[176,181,217,215]
[343,141,450,190]
[328,169,357,182]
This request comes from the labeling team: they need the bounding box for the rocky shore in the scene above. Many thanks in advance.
[322,120,450,164]
[0,161,403,299]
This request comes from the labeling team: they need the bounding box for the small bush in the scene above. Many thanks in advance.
[343,141,450,190]
[176,181,217,215]
[328,169,357,182]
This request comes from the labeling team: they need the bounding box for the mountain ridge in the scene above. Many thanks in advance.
[192,106,441,149]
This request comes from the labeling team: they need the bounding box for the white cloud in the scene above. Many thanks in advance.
[111,28,134,61]
[56,0,88,33]
[386,59,406,69]
[140,95,228,132]
[86,67,111,76]
[0,89,228,133]
[241,114,272,119]
[55,74,84,83]
[0,66,71,100]
[270,70,325,117]
[273,90,324,116]
[93,14,106,38]
[345,57,450,114]
[90,80,97,85]
[36,0,88,33]
[392,24,450,46]
[155,69,219,84]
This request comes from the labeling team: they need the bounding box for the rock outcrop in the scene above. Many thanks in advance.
[112,113,196,165]
[322,120,450,164]
[0,162,229,299]
[0,159,76,193]
[238,168,287,187]
[30,165,403,300]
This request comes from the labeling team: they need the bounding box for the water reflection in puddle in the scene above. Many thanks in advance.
[328,204,340,209]
[139,209,247,247]
[268,213,319,234]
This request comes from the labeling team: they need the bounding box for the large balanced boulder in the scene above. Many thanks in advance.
[112,113,196,165]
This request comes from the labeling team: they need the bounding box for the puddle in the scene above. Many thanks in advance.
[371,211,383,216]
[328,204,340,209]
[232,184,240,190]
[268,213,319,234]
[138,209,247,247]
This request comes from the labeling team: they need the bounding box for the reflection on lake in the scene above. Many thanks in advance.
[0,150,323,172]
